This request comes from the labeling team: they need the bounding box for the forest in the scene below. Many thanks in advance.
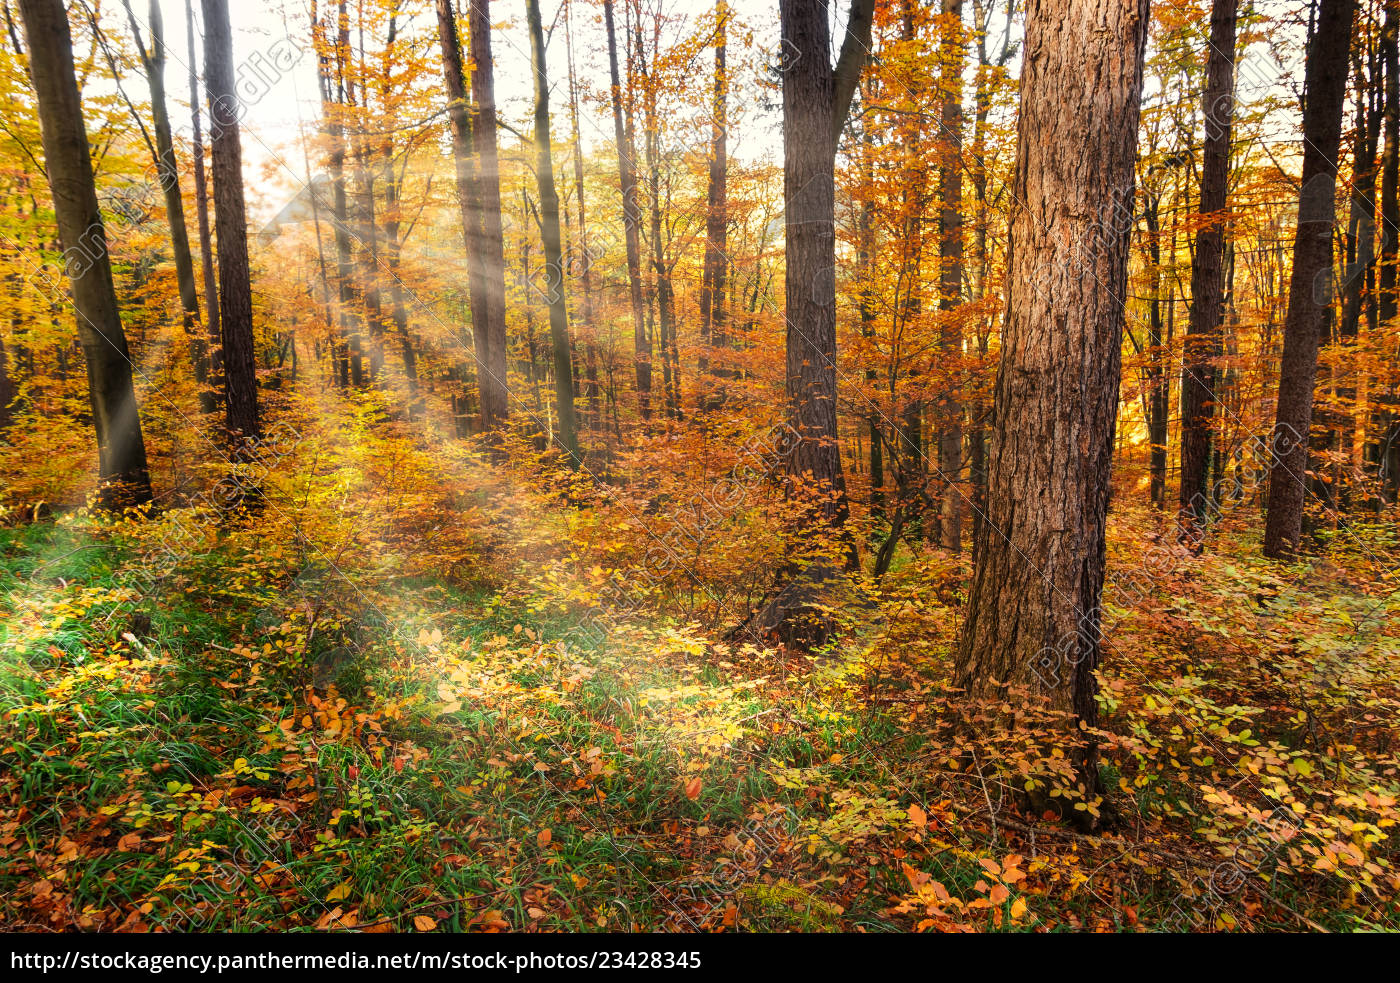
[0,0,1395,938]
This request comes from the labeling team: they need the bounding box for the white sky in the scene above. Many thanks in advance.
[108,0,792,223]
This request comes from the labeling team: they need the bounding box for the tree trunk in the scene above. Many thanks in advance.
[329,1,362,388]
[1178,0,1238,529]
[1374,5,1400,505]
[125,0,204,406]
[19,0,152,504]
[565,2,599,426]
[780,0,871,519]
[1142,189,1170,508]
[955,0,1150,798]
[526,0,579,463]
[185,0,219,411]
[202,0,259,441]
[937,0,965,551]
[634,22,681,418]
[698,0,729,406]
[468,0,509,425]
[753,0,873,643]
[1263,0,1357,556]
[604,0,650,419]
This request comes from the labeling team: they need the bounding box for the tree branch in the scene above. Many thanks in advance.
[831,0,876,145]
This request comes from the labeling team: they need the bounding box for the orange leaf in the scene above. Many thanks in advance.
[413,914,437,931]
[537,828,552,848]
[684,777,702,801]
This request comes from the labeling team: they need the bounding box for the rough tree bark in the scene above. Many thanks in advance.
[19,0,152,504]
[954,0,1150,796]
[202,0,259,441]
[1178,0,1238,530]
[1263,0,1357,556]
[752,0,874,644]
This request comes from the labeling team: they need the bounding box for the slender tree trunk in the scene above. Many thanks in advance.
[1178,0,1238,529]
[1263,0,1357,556]
[0,334,12,432]
[330,2,362,388]
[699,0,729,407]
[377,12,416,397]
[124,0,204,404]
[186,0,219,411]
[955,0,1150,798]
[937,0,965,551]
[565,1,599,426]
[1375,5,1400,504]
[1143,190,1170,508]
[858,105,883,520]
[348,25,384,382]
[526,0,579,462]
[895,1,927,543]
[1334,32,1379,510]
[967,0,1012,560]
[468,0,509,425]
[19,0,152,504]
[634,22,681,418]
[604,0,650,419]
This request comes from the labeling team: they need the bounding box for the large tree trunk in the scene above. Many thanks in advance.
[936,0,965,551]
[201,0,259,441]
[754,0,873,643]
[780,0,870,515]
[1263,0,1357,556]
[1178,0,1238,529]
[185,0,219,411]
[955,0,1150,797]
[526,0,579,463]
[604,0,650,419]
[19,0,152,504]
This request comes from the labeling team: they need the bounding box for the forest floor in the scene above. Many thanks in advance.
[2,380,1399,932]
